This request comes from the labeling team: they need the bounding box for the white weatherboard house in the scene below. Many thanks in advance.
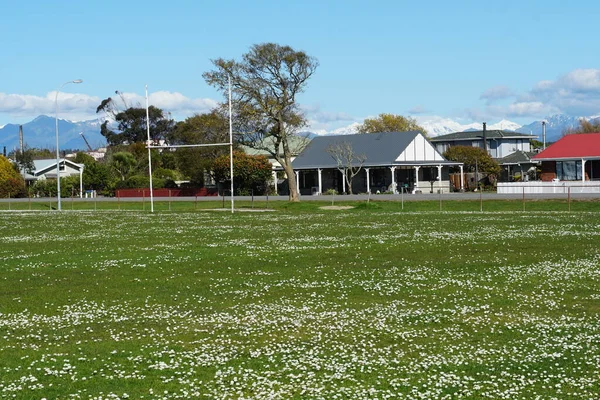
[291,131,463,195]
[23,159,85,197]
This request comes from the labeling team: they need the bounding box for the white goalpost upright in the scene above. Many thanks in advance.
[145,79,235,213]
[145,85,155,213]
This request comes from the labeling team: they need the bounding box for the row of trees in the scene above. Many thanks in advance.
[11,42,596,199]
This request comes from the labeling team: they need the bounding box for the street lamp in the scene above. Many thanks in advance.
[55,79,83,211]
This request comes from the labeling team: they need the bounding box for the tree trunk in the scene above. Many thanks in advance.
[282,160,299,202]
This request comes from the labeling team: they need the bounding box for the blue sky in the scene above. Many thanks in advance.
[2,0,600,132]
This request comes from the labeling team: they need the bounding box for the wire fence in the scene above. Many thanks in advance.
[2,186,600,213]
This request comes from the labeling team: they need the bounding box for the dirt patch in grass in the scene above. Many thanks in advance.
[319,205,355,210]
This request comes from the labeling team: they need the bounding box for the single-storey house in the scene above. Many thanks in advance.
[290,131,463,195]
[498,133,600,194]
[532,133,600,182]
[497,150,540,181]
[23,158,85,196]
[430,129,537,159]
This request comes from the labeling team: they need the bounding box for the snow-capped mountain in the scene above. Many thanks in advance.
[415,117,524,136]
[0,115,105,152]
[312,118,526,138]
[312,122,360,136]
[518,114,588,142]
[312,114,598,140]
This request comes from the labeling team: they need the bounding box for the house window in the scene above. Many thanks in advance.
[556,161,582,181]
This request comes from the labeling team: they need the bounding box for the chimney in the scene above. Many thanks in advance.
[482,122,488,153]
[542,121,546,150]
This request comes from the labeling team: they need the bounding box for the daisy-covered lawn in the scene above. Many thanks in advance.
[1,210,599,399]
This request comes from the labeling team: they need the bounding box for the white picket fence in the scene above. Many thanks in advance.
[497,181,600,194]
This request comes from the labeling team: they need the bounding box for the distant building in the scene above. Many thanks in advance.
[291,131,463,195]
[532,133,600,181]
[430,130,537,159]
[23,159,85,196]
[65,147,107,161]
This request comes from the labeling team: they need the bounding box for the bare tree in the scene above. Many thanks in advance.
[326,141,367,194]
[563,118,600,135]
[203,43,318,201]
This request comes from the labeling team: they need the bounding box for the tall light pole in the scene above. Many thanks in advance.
[55,79,83,211]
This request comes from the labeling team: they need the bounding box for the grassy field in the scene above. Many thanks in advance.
[3,196,600,213]
[1,208,599,399]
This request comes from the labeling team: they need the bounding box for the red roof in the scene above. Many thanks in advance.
[532,133,600,160]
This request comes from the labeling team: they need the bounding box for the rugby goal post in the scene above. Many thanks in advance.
[145,81,235,213]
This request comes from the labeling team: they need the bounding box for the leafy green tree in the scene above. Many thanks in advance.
[115,175,166,190]
[212,151,273,195]
[110,152,137,181]
[0,156,26,198]
[168,110,231,185]
[357,113,428,136]
[204,43,318,201]
[443,146,501,176]
[14,146,35,175]
[73,152,114,192]
[530,139,543,149]
[97,102,175,146]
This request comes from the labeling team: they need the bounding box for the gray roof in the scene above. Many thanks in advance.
[430,130,537,142]
[496,150,539,165]
[292,131,453,170]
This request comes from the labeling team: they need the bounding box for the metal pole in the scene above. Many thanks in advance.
[145,85,154,213]
[55,79,82,211]
[401,186,404,210]
[542,121,547,150]
[568,186,571,212]
[522,186,525,211]
[55,87,63,211]
[228,75,234,214]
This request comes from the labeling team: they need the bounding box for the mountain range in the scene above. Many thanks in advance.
[0,115,105,154]
[0,114,597,153]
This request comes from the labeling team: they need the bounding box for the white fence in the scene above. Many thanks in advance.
[497,181,600,194]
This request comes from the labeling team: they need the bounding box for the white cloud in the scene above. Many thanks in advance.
[302,104,362,134]
[408,105,428,114]
[505,102,559,117]
[0,91,220,123]
[468,68,600,120]
[479,85,514,103]
[520,69,600,116]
